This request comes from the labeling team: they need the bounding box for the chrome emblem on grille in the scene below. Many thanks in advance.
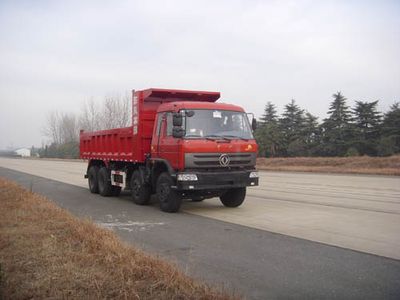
[219,154,230,166]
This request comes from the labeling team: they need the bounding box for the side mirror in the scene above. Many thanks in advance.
[186,110,195,117]
[173,113,183,127]
[252,118,257,131]
[172,127,185,138]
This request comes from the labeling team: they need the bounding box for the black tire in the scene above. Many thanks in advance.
[220,187,246,207]
[131,170,151,205]
[88,165,99,193]
[156,172,182,213]
[98,167,113,197]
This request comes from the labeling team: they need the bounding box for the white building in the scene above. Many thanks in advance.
[15,148,31,157]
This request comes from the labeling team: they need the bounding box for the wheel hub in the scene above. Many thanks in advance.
[132,179,140,197]
[159,183,169,203]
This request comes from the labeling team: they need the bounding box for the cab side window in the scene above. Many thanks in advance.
[155,113,163,136]
[166,112,173,136]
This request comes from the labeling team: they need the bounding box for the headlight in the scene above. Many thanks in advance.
[249,171,258,178]
[177,174,198,181]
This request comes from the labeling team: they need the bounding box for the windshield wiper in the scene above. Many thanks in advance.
[204,134,230,141]
[221,135,249,141]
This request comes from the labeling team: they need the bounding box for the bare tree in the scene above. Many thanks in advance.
[43,111,62,145]
[102,93,131,129]
[59,113,79,143]
[79,92,131,131]
[43,92,132,146]
[79,97,102,132]
[43,111,78,144]
[119,92,132,128]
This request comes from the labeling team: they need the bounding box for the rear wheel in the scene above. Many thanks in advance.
[156,172,182,213]
[88,166,99,193]
[98,167,113,197]
[220,187,246,207]
[131,170,151,205]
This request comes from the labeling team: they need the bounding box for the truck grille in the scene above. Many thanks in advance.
[185,152,256,169]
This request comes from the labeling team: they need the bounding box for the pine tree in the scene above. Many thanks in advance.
[255,102,282,157]
[381,102,400,137]
[260,102,278,125]
[378,102,400,155]
[352,100,381,155]
[279,99,306,156]
[302,112,321,156]
[322,92,354,156]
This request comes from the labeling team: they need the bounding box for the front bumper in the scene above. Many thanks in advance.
[174,170,259,191]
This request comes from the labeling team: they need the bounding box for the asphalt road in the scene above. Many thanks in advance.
[0,157,399,259]
[0,158,400,299]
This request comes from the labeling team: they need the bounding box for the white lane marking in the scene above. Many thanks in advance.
[97,221,165,232]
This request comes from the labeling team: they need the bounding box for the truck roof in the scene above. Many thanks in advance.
[157,101,245,113]
[142,88,220,102]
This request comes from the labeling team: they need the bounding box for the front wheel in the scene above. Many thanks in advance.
[131,170,151,205]
[156,172,182,213]
[220,187,246,207]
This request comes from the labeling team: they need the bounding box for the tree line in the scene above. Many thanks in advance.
[254,92,400,157]
[39,91,399,158]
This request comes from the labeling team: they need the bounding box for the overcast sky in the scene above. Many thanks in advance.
[0,0,399,149]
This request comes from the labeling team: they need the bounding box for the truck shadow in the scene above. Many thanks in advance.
[115,190,228,213]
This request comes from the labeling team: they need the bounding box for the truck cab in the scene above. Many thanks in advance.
[146,100,258,211]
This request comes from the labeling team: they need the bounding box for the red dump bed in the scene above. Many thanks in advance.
[79,88,220,163]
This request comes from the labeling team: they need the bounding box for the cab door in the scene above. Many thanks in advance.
[158,112,181,169]
[151,112,163,159]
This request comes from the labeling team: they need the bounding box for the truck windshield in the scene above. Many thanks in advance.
[183,109,254,140]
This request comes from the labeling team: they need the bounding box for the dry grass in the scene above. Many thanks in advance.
[257,155,400,176]
[0,178,233,300]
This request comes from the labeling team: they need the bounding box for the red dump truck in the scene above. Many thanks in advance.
[80,88,259,212]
